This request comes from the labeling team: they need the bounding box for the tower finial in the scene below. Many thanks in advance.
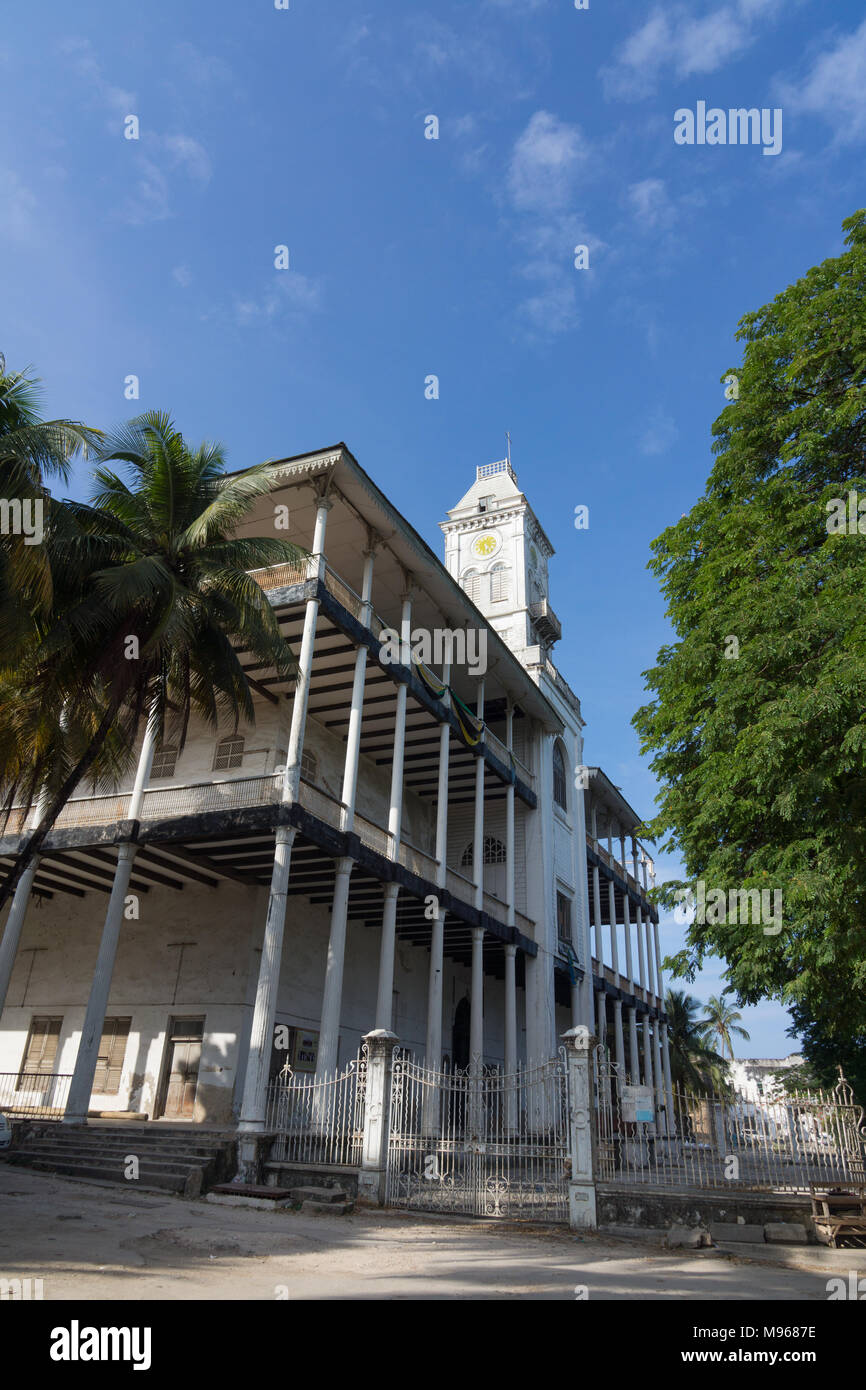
[505,430,512,468]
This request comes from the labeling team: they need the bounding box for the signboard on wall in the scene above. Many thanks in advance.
[621,1085,655,1123]
[291,1028,319,1073]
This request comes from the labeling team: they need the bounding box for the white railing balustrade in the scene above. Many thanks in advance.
[0,1072,72,1119]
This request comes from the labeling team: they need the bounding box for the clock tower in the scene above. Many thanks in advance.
[440,458,562,663]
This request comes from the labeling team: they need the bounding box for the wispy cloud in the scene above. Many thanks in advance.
[627,178,677,231]
[59,37,213,224]
[234,272,322,327]
[601,0,786,100]
[776,17,866,145]
[508,111,587,212]
[505,112,598,340]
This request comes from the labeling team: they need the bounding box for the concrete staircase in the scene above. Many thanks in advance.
[1,1123,237,1196]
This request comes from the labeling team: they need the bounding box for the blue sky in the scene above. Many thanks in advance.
[3,0,864,1055]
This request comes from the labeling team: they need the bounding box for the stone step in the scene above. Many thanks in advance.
[18,1136,230,1160]
[3,1125,237,1195]
[300,1198,353,1216]
[7,1148,215,1180]
[20,1157,190,1194]
[287,1185,350,1204]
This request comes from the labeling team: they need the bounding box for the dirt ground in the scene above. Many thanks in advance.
[0,1164,852,1300]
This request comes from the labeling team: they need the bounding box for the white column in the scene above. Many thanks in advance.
[64,711,159,1125]
[642,1017,655,1091]
[239,825,296,1127]
[628,1005,640,1083]
[661,1021,676,1137]
[470,926,484,1067]
[240,495,331,1127]
[386,593,412,855]
[434,661,451,893]
[505,703,515,928]
[622,887,634,987]
[284,499,330,803]
[504,942,518,1130]
[426,660,450,1070]
[653,1017,666,1134]
[633,840,647,1001]
[472,679,485,912]
[596,989,607,1048]
[0,862,39,1017]
[607,824,620,977]
[340,546,376,831]
[375,881,400,1031]
[591,806,603,965]
[316,856,355,1076]
[425,907,445,1070]
[653,918,665,1010]
[612,997,625,1076]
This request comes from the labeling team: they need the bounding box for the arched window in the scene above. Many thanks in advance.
[213,734,245,771]
[490,563,510,603]
[553,741,568,811]
[461,836,507,868]
[462,569,482,603]
[151,744,178,780]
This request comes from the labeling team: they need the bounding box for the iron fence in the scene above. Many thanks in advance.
[265,1050,366,1167]
[594,1048,866,1192]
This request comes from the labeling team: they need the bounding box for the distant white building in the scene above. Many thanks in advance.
[729,1055,804,1103]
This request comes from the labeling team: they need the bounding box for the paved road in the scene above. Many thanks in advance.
[0,1165,847,1300]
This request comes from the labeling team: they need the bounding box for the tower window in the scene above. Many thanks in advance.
[490,562,510,603]
[462,570,482,603]
[553,742,568,811]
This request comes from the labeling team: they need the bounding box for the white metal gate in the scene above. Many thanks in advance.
[265,1049,367,1167]
[386,1053,570,1221]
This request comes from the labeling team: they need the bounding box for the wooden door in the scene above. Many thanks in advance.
[160,1019,204,1118]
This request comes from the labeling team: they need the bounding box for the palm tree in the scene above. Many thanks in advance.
[664,988,728,1093]
[703,993,750,1061]
[0,356,102,661]
[0,410,305,912]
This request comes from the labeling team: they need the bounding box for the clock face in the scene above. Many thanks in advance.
[472,531,501,560]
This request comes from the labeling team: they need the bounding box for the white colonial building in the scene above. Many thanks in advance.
[0,446,670,1137]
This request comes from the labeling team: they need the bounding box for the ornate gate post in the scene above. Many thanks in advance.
[562,1026,598,1230]
[357,1029,399,1207]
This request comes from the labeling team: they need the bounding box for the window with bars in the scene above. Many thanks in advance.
[553,741,568,811]
[301,748,318,783]
[18,1016,62,1085]
[213,735,244,771]
[461,836,507,868]
[556,891,572,943]
[151,744,178,779]
[490,563,510,603]
[92,1017,131,1094]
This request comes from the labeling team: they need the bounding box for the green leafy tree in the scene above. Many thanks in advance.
[0,411,304,912]
[634,211,866,1078]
